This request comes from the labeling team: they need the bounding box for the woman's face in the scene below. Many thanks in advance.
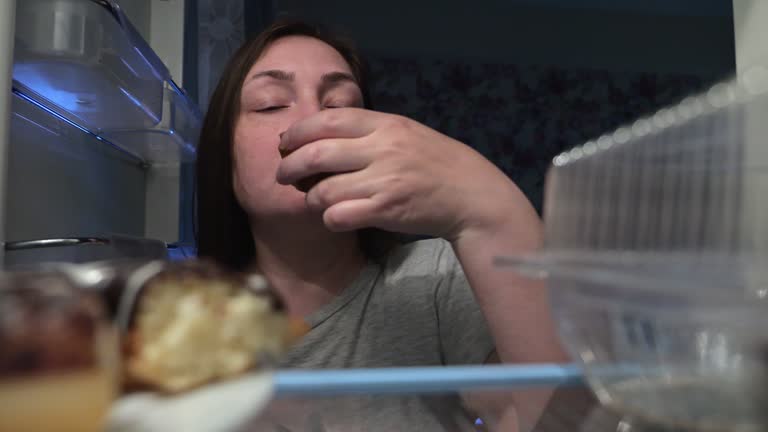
[232,36,364,221]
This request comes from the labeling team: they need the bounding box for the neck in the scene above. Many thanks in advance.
[250,216,366,317]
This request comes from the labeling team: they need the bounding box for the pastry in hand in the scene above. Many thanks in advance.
[279,146,331,193]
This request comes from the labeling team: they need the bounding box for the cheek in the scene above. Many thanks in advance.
[231,117,307,214]
[231,128,280,204]
[234,116,280,151]
[233,123,281,173]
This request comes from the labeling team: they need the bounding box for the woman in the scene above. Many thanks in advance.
[196,19,565,431]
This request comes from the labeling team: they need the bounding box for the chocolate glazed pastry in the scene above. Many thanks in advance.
[0,270,117,432]
[0,272,106,378]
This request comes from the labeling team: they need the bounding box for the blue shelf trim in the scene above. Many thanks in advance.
[274,363,585,396]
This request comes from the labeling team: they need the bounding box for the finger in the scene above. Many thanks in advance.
[279,108,382,153]
[276,137,374,186]
[322,198,384,232]
[304,170,376,211]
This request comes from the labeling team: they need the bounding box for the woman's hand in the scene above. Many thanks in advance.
[276,108,538,245]
[278,108,565,384]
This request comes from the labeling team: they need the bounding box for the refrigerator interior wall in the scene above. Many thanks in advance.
[5,91,146,243]
[6,0,202,254]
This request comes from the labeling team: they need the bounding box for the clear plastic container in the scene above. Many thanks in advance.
[543,67,768,255]
[497,252,768,431]
[12,0,201,163]
[496,66,768,431]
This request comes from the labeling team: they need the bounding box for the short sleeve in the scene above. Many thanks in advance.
[431,240,496,365]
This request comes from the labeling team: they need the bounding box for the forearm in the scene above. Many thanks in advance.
[452,230,567,364]
[452,186,568,431]
[450,185,568,365]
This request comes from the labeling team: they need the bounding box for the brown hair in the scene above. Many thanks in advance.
[195,19,398,271]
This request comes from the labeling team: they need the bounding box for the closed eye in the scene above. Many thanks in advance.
[323,102,358,109]
[255,106,288,113]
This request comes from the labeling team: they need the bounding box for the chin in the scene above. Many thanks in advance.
[275,194,322,219]
[242,186,320,220]
[283,190,309,208]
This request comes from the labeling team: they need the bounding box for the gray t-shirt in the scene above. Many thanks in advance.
[250,239,495,431]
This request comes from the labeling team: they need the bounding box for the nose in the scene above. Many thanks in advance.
[293,96,322,121]
[279,97,322,149]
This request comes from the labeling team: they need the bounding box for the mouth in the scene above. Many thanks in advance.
[294,173,331,193]
[279,146,330,193]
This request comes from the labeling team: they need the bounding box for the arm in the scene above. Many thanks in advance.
[451,181,568,431]
[278,108,569,430]
[277,108,566,357]
[277,108,567,362]
[449,179,567,365]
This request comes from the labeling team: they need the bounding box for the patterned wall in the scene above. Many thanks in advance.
[367,57,723,211]
[193,4,725,212]
[196,0,245,109]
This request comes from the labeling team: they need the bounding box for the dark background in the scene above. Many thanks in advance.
[185,0,736,215]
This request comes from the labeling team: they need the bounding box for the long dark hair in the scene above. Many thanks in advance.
[195,19,398,271]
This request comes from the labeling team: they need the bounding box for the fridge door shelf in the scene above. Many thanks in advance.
[13,0,201,164]
[3,234,169,267]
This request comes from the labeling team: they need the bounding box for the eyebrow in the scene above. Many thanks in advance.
[245,69,358,87]
[247,69,295,83]
[320,71,357,85]
[318,71,359,96]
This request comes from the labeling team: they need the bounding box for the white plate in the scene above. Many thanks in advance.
[107,373,275,432]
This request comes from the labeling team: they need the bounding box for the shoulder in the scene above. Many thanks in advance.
[382,238,462,282]
[364,239,462,322]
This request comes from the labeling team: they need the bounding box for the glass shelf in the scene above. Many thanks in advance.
[108,364,735,431]
[109,364,590,432]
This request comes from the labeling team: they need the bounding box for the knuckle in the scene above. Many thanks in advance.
[314,179,333,204]
[376,134,405,158]
[323,110,344,131]
[387,114,410,129]
[384,130,411,154]
[324,210,343,229]
[305,143,325,170]
[380,185,410,213]
[325,207,354,231]
[383,174,404,190]
[371,192,393,214]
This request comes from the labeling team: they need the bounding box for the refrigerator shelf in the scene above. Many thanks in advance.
[13,0,200,164]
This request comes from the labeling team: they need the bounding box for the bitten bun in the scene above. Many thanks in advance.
[121,261,305,393]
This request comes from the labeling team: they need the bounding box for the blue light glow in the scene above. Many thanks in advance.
[12,87,146,163]
[118,86,160,124]
[133,47,165,81]
[119,56,140,78]
[12,88,91,136]
[13,64,97,113]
